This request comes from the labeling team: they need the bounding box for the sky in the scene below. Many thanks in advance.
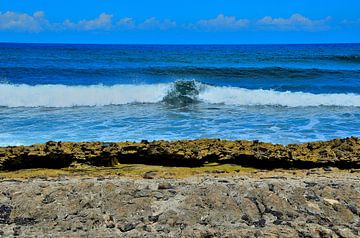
[0,0,359,44]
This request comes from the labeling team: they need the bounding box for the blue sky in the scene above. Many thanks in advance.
[0,0,359,44]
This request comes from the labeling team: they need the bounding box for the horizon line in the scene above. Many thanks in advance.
[1,41,360,46]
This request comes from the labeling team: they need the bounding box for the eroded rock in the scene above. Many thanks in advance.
[0,137,359,171]
[0,174,358,237]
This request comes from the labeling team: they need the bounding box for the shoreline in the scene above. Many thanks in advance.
[0,138,359,237]
[1,137,359,171]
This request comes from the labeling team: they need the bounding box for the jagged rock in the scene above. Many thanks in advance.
[0,174,358,237]
[0,137,359,171]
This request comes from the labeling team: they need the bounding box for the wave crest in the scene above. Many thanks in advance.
[0,83,169,107]
[200,86,360,107]
[163,80,204,105]
[1,81,360,108]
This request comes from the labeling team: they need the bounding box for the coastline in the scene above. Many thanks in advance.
[1,18,360,237]
[1,137,359,171]
[0,138,359,237]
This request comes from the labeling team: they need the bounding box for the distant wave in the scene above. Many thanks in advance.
[144,66,359,79]
[1,81,360,107]
[2,66,359,81]
[330,55,360,63]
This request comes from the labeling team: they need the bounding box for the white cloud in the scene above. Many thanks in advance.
[138,17,176,30]
[116,17,176,30]
[33,11,45,18]
[188,14,249,31]
[257,13,331,31]
[117,17,135,29]
[0,11,47,32]
[63,13,113,31]
[0,11,335,33]
[341,18,360,25]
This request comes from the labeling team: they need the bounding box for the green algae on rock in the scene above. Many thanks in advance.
[0,137,359,171]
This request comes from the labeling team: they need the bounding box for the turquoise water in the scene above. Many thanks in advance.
[0,43,360,145]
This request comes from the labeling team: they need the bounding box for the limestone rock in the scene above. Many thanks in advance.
[0,137,359,170]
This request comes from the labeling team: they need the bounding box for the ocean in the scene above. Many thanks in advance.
[0,43,360,146]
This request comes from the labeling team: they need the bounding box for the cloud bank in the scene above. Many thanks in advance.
[63,13,113,31]
[139,17,176,30]
[188,14,249,31]
[0,11,334,33]
[0,11,48,32]
[257,13,331,31]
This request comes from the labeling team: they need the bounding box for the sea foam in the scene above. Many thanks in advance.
[1,81,360,107]
[200,85,360,107]
[0,83,169,107]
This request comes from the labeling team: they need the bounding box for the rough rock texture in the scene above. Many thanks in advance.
[0,174,359,237]
[1,137,360,170]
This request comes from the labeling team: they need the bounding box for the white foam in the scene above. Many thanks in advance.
[0,83,169,107]
[199,85,360,107]
[1,83,360,107]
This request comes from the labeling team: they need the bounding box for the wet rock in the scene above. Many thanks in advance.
[0,204,12,224]
[14,217,37,226]
[347,204,359,216]
[253,218,266,228]
[148,214,160,223]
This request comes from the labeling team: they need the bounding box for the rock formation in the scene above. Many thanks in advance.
[0,137,359,170]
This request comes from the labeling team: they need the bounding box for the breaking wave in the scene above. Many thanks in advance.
[0,83,169,107]
[1,81,360,107]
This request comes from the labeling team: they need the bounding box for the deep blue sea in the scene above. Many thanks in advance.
[0,43,360,146]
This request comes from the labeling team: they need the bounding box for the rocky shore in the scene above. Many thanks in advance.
[0,172,359,237]
[0,138,359,237]
[1,137,359,170]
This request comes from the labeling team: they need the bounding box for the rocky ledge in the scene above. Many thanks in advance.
[0,173,359,237]
[0,138,359,237]
[0,137,359,170]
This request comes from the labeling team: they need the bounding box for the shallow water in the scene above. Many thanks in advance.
[0,43,360,145]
